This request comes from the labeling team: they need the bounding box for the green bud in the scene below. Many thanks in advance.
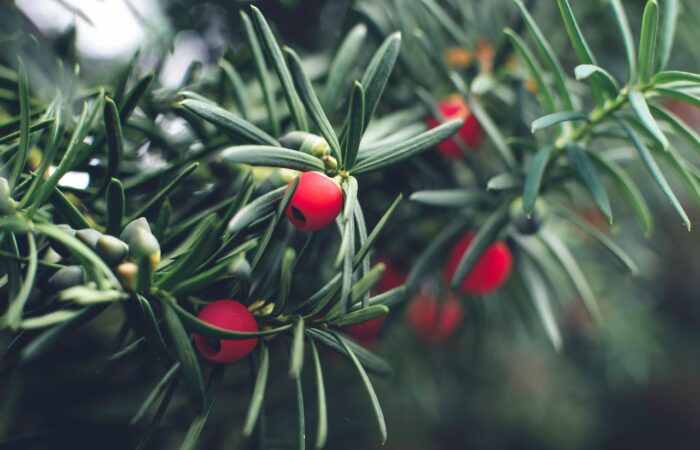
[248,300,274,317]
[117,261,138,291]
[279,131,305,148]
[58,224,75,234]
[268,168,300,188]
[251,166,273,183]
[510,197,548,235]
[128,226,161,270]
[229,256,252,277]
[322,155,339,175]
[228,255,252,297]
[0,177,16,215]
[259,303,274,316]
[248,299,266,313]
[0,177,9,198]
[96,235,129,266]
[280,131,330,158]
[47,265,84,290]
[43,247,63,264]
[50,224,75,258]
[75,229,103,250]
[119,217,151,245]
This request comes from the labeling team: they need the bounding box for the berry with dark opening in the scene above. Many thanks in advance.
[285,171,343,231]
[427,95,484,159]
[444,232,513,295]
[406,294,463,343]
[194,300,258,364]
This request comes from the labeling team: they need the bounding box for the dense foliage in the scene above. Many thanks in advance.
[1,0,699,449]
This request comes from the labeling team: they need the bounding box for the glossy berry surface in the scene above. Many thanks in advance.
[194,300,258,364]
[406,294,463,343]
[286,171,343,231]
[445,232,513,295]
[427,96,484,159]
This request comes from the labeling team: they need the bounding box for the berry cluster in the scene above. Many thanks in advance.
[344,226,513,347]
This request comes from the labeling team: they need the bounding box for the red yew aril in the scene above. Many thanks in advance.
[344,257,406,343]
[286,171,343,231]
[581,207,607,231]
[445,232,513,295]
[666,99,700,131]
[427,95,484,159]
[406,294,463,343]
[194,300,258,364]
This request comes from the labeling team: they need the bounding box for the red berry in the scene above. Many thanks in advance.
[342,257,404,345]
[427,96,484,159]
[343,316,386,344]
[194,300,258,364]
[665,99,700,130]
[581,207,607,231]
[444,232,513,295]
[285,171,343,231]
[406,294,463,343]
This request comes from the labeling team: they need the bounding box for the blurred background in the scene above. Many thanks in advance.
[2,0,700,449]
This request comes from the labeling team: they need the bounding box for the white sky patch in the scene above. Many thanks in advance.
[159,31,208,88]
[17,0,157,59]
[48,166,91,190]
[15,0,73,33]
